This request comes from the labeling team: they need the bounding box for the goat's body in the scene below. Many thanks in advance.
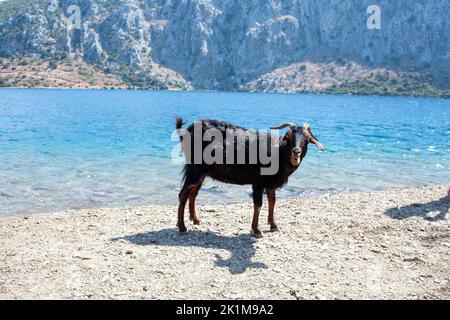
[176,118,310,237]
[180,119,301,186]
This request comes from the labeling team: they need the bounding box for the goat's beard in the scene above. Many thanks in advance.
[291,155,301,167]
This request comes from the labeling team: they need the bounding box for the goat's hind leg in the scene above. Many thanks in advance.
[189,178,204,225]
[177,166,203,233]
[177,184,191,233]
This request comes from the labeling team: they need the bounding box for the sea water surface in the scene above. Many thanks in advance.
[0,88,449,216]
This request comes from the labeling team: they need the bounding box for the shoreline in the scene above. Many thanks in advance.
[1,86,449,100]
[0,185,448,299]
[1,183,448,219]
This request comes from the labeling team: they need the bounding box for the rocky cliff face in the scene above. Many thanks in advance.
[0,0,449,92]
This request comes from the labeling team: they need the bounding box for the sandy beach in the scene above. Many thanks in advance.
[0,185,449,300]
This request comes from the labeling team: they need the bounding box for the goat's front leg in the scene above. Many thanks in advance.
[251,185,264,238]
[267,189,279,232]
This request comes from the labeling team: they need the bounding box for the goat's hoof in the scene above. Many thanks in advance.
[178,226,187,233]
[254,232,263,239]
[270,226,279,232]
[192,218,201,225]
[251,229,263,239]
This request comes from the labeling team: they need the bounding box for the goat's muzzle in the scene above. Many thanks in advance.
[291,147,302,166]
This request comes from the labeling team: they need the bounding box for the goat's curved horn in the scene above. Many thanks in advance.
[271,122,296,130]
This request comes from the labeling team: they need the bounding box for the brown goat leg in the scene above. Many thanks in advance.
[177,205,187,233]
[188,180,203,225]
[251,206,263,238]
[267,189,279,232]
[251,185,264,238]
[177,187,191,233]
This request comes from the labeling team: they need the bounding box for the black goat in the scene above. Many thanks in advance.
[175,117,326,238]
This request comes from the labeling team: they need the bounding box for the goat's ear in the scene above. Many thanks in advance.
[282,131,292,141]
[304,124,327,151]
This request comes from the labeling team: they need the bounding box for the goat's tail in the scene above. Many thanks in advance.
[176,116,190,187]
[175,116,186,130]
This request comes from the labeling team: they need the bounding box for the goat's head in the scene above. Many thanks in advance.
[271,122,326,167]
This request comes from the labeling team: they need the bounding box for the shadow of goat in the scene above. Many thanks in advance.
[112,229,267,274]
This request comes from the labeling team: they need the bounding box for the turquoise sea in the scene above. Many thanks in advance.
[0,88,449,216]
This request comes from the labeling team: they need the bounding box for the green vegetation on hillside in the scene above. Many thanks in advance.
[324,71,450,98]
[0,56,128,89]
[0,0,47,23]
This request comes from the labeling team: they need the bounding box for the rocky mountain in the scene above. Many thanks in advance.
[0,0,449,96]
